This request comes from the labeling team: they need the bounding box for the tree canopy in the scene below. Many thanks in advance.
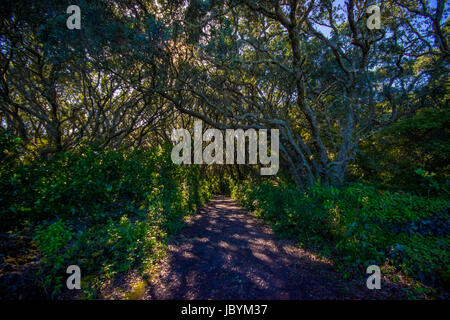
[1,0,448,187]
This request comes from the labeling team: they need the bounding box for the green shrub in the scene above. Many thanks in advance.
[390,234,450,285]
[230,179,449,288]
[34,219,76,296]
[0,133,212,297]
[355,107,450,195]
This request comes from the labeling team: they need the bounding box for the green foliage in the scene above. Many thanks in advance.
[0,129,23,169]
[34,220,76,297]
[230,179,449,288]
[0,132,211,297]
[391,234,450,286]
[356,107,450,195]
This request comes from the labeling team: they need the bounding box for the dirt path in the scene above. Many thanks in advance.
[145,196,406,300]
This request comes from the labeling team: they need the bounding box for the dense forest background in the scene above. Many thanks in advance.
[0,0,449,299]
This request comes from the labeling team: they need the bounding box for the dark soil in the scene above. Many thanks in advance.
[145,196,410,300]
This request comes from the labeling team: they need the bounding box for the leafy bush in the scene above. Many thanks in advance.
[0,132,212,297]
[355,107,450,195]
[34,220,77,296]
[390,234,450,286]
[230,179,449,287]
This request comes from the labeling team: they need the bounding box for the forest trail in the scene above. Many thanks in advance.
[144,196,394,300]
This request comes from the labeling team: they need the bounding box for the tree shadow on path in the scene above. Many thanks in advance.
[145,196,408,300]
